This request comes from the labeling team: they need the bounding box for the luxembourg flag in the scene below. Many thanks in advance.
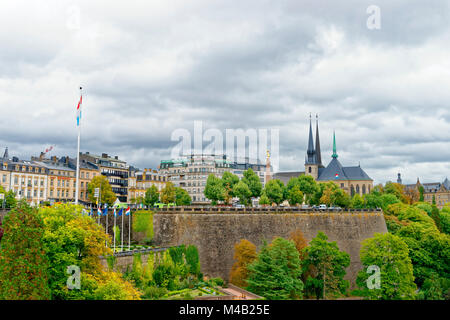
[125,206,131,216]
[76,94,82,126]
[97,207,102,216]
[335,173,339,179]
[113,208,117,217]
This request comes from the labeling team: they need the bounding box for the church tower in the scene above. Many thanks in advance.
[305,114,321,179]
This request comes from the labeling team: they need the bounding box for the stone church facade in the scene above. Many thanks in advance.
[274,116,373,196]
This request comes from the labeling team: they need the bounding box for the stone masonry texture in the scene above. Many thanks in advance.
[152,211,388,288]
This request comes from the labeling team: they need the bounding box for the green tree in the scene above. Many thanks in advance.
[160,182,176,204]
[356,233,417,300]
[384,203,450,291]
[318,182,351,208]
[185,245,201,278]
[175,187,191,206]
[418,186,425,202]
[204,174,225,205]
[258,192,270,206]
[384,182,407,203]
[0,186,16,209]
[222,171,239,204]
[263,179,284,205]
[87,175,117,206]
[302,231,350,299]
[440,206,450,235]
[0,201,51,300]
[242,168,262,199]
[297,175,319,203]
[246,238,304,300]
[144,185,159,207]
[430,204,442,232]
[233,180,252,206]
[351,193,365,208]
[287,185,303,206]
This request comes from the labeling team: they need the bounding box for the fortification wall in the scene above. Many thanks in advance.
[153,210,387,287]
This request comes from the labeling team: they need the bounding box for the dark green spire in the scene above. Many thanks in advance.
[332,131,338,159]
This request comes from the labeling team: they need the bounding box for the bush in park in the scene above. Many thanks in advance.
[0,201,51,300]
[356,233,417,300]
[229,239,257,287]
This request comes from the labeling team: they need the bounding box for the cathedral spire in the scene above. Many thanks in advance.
[306,113,316,164]
[315,114,322,166]
[332,131,338,159]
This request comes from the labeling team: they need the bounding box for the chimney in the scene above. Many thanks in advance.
[65,156,69,165]
[51,156,57,163]
[102,153,108,158]
[39,152,45,160]
[115,156,118,160]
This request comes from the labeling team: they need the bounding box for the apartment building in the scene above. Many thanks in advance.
[128,167,167,201]
[80,152,129,202]
[159,154,267,204]
[1,148,49,205]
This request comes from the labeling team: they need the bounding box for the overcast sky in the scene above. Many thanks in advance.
[0,0,449,185]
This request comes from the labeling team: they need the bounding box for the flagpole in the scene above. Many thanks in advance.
[75,86,82,205]
[113,208,116,253]
[121,209,124,251]
[105,208,108,247]
[128,209,131,250]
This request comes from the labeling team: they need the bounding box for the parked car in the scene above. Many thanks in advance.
[318,204,327,210]
[233,203,245,208]
[300,204,310,209]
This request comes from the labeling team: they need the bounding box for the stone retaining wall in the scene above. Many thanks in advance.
[153,211,388,288]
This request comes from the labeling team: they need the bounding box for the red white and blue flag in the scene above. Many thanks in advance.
[125,207,131,216]
[76,95,82,126]
[97,207,102,216]
[335,173,339,179]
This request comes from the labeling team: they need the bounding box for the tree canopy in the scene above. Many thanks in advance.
[87,175,116,206]
[246,238,304,300]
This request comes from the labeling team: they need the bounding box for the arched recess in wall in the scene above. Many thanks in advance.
[362,185,366,195]
[356,184,360,195]
[351,185,355,197]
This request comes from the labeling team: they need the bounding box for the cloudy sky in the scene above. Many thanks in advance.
[1,0,449,185]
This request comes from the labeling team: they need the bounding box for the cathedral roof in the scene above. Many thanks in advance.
[317,158,372,181]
